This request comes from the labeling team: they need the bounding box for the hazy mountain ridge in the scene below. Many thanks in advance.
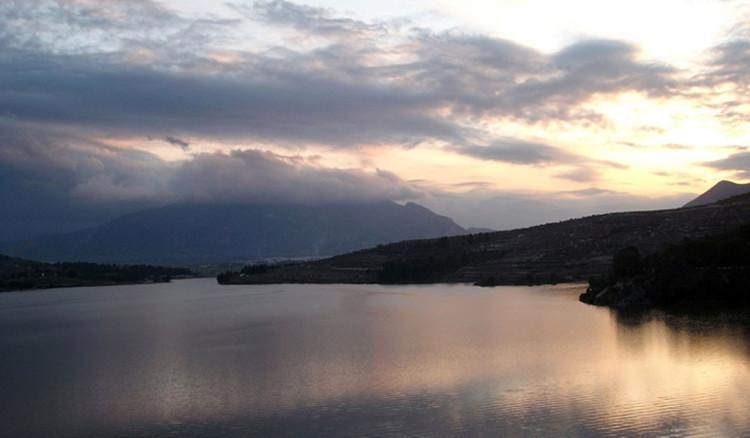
[1,202,465,266]
[222,190,750,285]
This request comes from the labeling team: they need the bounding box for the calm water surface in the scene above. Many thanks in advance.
[1,279,749,437]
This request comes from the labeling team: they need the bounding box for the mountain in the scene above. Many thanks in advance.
[684,180,750,208]
[219,192,750,286]
[0,254,191,292]
[1,202,465,266]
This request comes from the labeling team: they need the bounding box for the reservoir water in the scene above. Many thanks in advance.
[1,278,749,437]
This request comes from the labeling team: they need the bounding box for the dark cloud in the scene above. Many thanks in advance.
[0,122,424,240]
[498,39,677,122]
[164,136,190,151]
[0,48,466,148]
[0,121,170,240]
[0,121,696,240]
[449,138,578,165]
[0,122,173,202]
[704,151,750,179]
[556,167,601,183]
[0,1,687,154]
[449,181,495,189]
[448,138,612,182]
[171,149,422,205]
[0,1,714,239]
[0,124,422,205]
[693,17,750,125]
[706,39,750,88]
[558,188,617,196]
[234,0,387,38]
[0,0,183,53]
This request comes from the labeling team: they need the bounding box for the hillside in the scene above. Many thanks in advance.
[684,180,750,208]
[580,224,750,310]
[2,202,465,266]
[220,192,750,285]
[0,255,192,292]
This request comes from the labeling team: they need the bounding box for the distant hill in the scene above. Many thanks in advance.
[220,192,750,286]
[466,227,495,234]
[0,255,191,292]
[684,180,750,208]
[2,202,465,266]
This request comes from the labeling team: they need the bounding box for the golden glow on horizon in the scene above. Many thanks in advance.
[108,0,750,200]
[121,76,747,197]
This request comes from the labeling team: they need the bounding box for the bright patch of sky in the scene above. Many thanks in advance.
[163,0,743,63]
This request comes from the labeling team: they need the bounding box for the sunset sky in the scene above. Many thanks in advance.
[2,0,750,236]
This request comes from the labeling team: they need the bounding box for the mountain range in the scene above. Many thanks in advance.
[220,183,750,285]
[3,180,749,273]
[1,202,465,266]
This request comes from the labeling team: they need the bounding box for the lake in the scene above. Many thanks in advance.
[1,279,749,437]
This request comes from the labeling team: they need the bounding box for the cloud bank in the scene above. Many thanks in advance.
[1,0,743,239]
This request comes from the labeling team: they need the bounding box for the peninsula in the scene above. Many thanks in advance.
[0,255,192,293]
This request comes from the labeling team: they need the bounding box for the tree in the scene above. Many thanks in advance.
[613,246,644,279]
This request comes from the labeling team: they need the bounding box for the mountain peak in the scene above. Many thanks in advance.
[1,202,465,265]
[684,180,750,208]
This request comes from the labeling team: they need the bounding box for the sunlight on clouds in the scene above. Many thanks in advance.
[592,92,736,146]
[370,144,571,193]
[431,0,738,64]
[5,0,750,224]
[574,92,745,191]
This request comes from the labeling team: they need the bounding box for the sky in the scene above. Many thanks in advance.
[2,0,750,239]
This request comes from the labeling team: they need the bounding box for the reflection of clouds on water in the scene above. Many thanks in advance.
[1,279,749,436]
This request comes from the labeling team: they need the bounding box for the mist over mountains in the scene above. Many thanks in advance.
[2,181,741,268]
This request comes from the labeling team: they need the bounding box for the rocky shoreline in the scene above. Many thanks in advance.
[579,279,653,310]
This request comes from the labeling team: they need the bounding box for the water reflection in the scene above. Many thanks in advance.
[0,280,748,437]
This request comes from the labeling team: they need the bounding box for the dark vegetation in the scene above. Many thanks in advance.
[217,234,494,285]
[378,237,472,283]
[580,224,750,309]
[0,255,192,292]
[217,264,270,284]
[216,192,750,286]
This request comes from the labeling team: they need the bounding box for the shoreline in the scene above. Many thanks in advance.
[0,275,202,294]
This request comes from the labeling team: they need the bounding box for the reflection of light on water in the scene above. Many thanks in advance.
[165,284,748,434]
[159,284,749,434]
[490,310,750,435]
[3,280,750,436]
